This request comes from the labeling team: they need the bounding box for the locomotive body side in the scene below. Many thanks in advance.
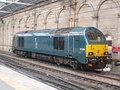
[12,27,111,70]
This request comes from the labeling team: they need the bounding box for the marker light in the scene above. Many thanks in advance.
[88,52,93,55]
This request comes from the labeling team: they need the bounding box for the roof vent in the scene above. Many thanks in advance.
[25,31,28,33]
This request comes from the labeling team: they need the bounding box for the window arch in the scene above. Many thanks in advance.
[36,13,45,30]
[58,7,71,28]
[77,1,95,27]
[46,11,57,29]
[97,0,119,33]
[26,14,34,30]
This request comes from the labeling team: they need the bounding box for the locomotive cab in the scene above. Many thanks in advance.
[85,27,111,70]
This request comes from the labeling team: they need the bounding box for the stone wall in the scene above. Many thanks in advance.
[0,0,120,59]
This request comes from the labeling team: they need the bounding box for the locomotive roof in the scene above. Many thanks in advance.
[16,29,55,34]
[15,27,98,35]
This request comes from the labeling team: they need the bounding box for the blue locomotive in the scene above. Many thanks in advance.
[12,27,110,70]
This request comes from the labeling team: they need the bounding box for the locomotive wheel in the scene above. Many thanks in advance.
[80,64,88,71]
[24,54,27,58]
[54,57,61,66]
[72,62,79,69]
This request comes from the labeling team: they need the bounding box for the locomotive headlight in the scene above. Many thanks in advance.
[88,52,93,55]
[104,52,108,55]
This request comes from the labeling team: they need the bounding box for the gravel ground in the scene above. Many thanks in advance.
[111,60,120,75]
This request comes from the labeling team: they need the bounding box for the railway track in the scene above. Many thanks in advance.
[0,53,98,90]
[1,50,120,80]
[0,51,120,90]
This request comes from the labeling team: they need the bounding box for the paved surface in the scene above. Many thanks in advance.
[111,61,120,75]
[0,65,57,90]
[0,80,15,90]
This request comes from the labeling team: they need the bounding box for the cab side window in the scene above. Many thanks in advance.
[53,37,64,50]
[18,37,24,47]
[74,36,80,48]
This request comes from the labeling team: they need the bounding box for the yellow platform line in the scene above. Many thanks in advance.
[0,73,30,90]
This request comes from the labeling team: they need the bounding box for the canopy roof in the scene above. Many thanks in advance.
[0,0,45,17]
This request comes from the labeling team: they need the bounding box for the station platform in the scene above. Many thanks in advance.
[0,64,57,90]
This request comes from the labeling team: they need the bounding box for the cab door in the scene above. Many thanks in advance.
[68,35,80,57]
[73,36,80,57]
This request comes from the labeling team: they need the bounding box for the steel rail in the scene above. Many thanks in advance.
[0,51,119,90]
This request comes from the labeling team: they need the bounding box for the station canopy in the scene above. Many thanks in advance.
[0,0,45,17]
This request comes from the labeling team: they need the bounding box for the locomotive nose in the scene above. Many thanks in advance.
[86,44,108,57]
